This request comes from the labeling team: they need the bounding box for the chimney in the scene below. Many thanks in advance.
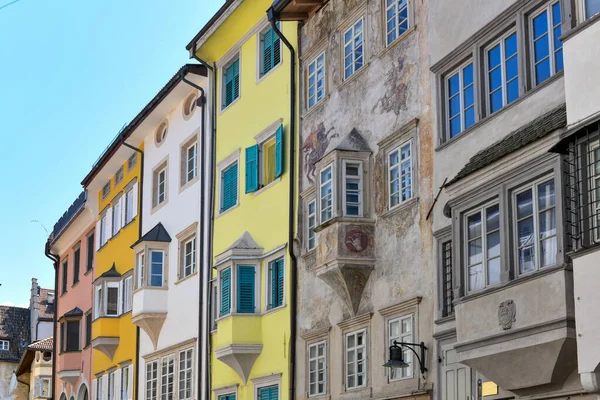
[30,278,39,342]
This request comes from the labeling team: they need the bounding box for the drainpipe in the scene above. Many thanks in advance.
[191,49,217,400]
[266,10,298,400]
[121,141,143,400]
[44,239,60,400]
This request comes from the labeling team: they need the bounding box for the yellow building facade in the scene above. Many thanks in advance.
[189,1,298,399]
[84,143,142,400]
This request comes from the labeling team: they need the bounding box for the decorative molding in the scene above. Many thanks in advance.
[337,312,372,331]
[432,225,452,239]
[142,337,197,360]
[378,297,422,317]
[212,384,239,397]
[300,326,331,342]
[132,312,167,350]
[176,222,199,241]
[498,300,516,330]
[377,118,419,149]
[254,119,283,144]
[300,184,316,200]
[217,149,241,171]
[251,373,282,387]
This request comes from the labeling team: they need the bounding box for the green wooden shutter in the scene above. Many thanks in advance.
[222,163,238,212]
[258,386,278,400]
[232,59,240,101]
[270,260,277,309]
[220,268,231,316]
[245,145,259,193]
[276,259,284,307]
[237,266,255,313]
[224,58,240,108]
[275,124,284,178]
[262,29,273,76]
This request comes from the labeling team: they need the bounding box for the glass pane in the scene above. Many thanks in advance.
[539,209,556,239]
[535,59,551,85]
[541,237,557,267]
[517,189,533,219]
[468,238,483,265]
[467,212,482,239]
[518,217,535,247]
[486,204,500,231]
[389,150,399,166]
[463,64,473,86]
[487,231,500,258]
[505,32,517,57]
[534,35,550,63]
[448,74,460,96]
[469,264,484,291]
[538,179,555,209]
[507,79,519,104]
[488,45,501,68]
[585,0,600,19]
[555,49,564,73]
[347,334,355,348]
[519,245,536,273]
[321,167,332,182]
[489,67,502,91]
[310,346,316,358]
[346,164,359,176]
[450,116,461,137]
[490,89,503,113]
[488,257,501,285]
[506,54,519,80]
[449,94,461,117]
[533,11,548,39]
[464,107,475,130]
[464,85,474,108]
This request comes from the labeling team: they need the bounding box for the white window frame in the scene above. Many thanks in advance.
[34,377,52,398]
[146,360,158,400]
[122,276,133,313]
[100,212,109,247]
[308,340,327,397]
[121,365,131,400]
[445,61,475,137]
[590,140,600,241]
[95,285,103,319]
[149,250,165,288]
[345,329,367,390]
[112,196,122,236]
[185,141,198,185]
[157,167,167,206]
[178,349,194,400]
[385,0,411,46]
[342,160,363,217]
[160,355,175,400]
[580,0,600,20]
[388,140,413,210]
[105,281,121,317]
[97,376,103,400]
[343,17,366,81]
[102,182,111,200]
[306,199,317,251]
[529,2,563,87]
[464,202,501,293]
[387,314,414,381]
[0,340,8,351]
[182,237,197,278]
[108,370,116,400]
[136,252,145,289]
[484,29,519,115]
[305,52,326,110]
[319,164,334,223]
[124,186,135,225]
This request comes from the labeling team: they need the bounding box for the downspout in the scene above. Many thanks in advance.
[191,49,217,400]
[266,10,298,400]
[44,239,59,400]
[121,141,143,400]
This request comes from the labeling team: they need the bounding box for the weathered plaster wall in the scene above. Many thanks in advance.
[0,362,28,400]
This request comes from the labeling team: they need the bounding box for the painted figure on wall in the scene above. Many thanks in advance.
[303,123,338,183]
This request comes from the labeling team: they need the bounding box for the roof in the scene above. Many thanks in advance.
[332,129,371,153]
[16,337,53,377]
[62,307,84,318]
[269,0,330,21]
[38,289,55,320]
[81,64,207,186]
[131,223,172,248]
[96,264,122,280]
[227,232,262,251]
[185,0,237,51]
[51,191,87,243]
[448,104,567,186]
[27,337,53,352]
[0,306,31,363]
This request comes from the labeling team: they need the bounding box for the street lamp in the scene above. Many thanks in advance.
[383,341,428,375]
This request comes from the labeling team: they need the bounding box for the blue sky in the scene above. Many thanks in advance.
[0,0,221,306]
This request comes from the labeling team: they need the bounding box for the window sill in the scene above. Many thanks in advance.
[253,178,281,196]
[434,314,456,325]
[257,61,283,84]
[302,95,330,120]
[175,271,198,285]
[337,63,370,92]
[379,197,419,219]
[123,217,137,230]
[151,200,169,216]
[84,268,93,276]
[301,248,316,260]
[262,304,286,316]
[436,72,564,151]
[378,25,416,59]
[220,96,241,115]
[180,176,199,194]
[217,203,240,218]
[132,285,168,295]
[315,216,376,232]
[71,281,80,289]
[216,312,261,323]
[307,395,330,400]
[340,385,370,396]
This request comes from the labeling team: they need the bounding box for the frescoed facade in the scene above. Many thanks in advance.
[187,2,298,400]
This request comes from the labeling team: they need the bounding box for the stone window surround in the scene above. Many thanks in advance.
[94,274,125,320]
[301,326,331,398]
[251,373,282,400]
[448,156,565,301]
[383,0,416,49]
[338,313,372,394]
[256,22,283,84]
[300,185,317,254]
[434,226,454,322]
[337,2,369,86]
[180,130,200,192]
[182,91,199,121]
[151,156,169,214]
[176,222,199,283]
[212,384,238,399]
[133,242,170,291]
[154,119,169,147]
[431,0,573,146]
[217,149,241,216]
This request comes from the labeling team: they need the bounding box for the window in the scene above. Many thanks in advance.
[486,31,519,114]
[446,62,475,138]
[100,212,109,248]
[108,371,115,400]
[386,0,410,45]
[60,322,64,351]
[97,376,103,400]
[106,283,120,316]
[156,122,168,145]
[154,166,168,208]
[258,385,279,400]
[268,258,284,309]
[183,93,197,118]
[178,349,193,400]
[584,0,600,19]
[306,200,317,251]
[137,252,145,289]
[306,52,326,110]
[65,320,80,352]
[85,313,92,347]
[115,167,124,186]
[122,276,132,313]
[514,178,556,274]
[591,142,600,241]
[441,240,454,317]
[345,329,366,389]
[87,233,94,272]
[211,283,218,331]
[308,341,327,397]
[530,2,563,86]
[128,153,137,171]
[388,315,413,380]
[465,203,501,292]
[73,247,80,285]
[0,340,8,351]
[150,251,165,287]
[388,142,413,209]
[220,268,231,317]
[320,165,334,222]
[184,141,198,185]
[160,355,175,400]
[246,125,284,193]
[260,24,281,77]
[124,184,137,225]
[218,394,235,400]
[34,377,51,398]
[236,266,255,313]
[146,361,158,400]
[62,259,68,294]
[181,238,196,278]
[262,138,277,186]
[343,161,363,216]
[223,58,240,108]
[102,182,111,200]
[112,197,122,236]
[121,365,132,400]
[95,286,103,318]
[221,162,238,212]
[343,18,365,80]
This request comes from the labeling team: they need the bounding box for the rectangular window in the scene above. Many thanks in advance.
[34,377,51,398]
[122,276,133,313]
[465,203,501,292]
[220,268,231,317]
[306,52,326,110]
[591,142,600,241]
[486,31,519,114]
[128,153,137,171]
[388,142,413,208]
[262,137,277,186]
[0,340,8,351]
[102,182,111,200]
[112,198,122,236]
[137,253,145,289]
[160,355,174,400]
[124,186,135,225]
[60,322,65,352]
[441,241,454,317]
[260,24,281,77]
[515,178,556,274]
[85,313,92,347]
[115,167,124,186]
[62,259,68,294]
[320,165,334,222]
[388,315,413,380]
[156,167,167,207]
[258,385,279,400]
[345,329,367,389]
[178,349,193,400]
[531,2,563,86]
[343,18,365,80]
[221,162,238,212]
[185,142,198,184]
[121,365,131,400]
[584,0,600,19]
[66,320,80,352]
[100,213,108,247]
[223,58,240,108]
[268,258,285,309]
[218,394,235,400]
[106,284,119,316]
[146,361,158,400]
[87,233,95,272]
[108,371,115,400]
[386,0,409,45]
[237,266,256,313]
[97,376,103,400]
[308,341,327,397]
[73,247,80,285]
[150,251,164,287]
[307,200,317,250]
[183,238,196,278]
[343,161,363,216]
[446,62,475,138]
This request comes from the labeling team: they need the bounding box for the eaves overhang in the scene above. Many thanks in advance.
[269,0,330,22]
[185,0,240,53]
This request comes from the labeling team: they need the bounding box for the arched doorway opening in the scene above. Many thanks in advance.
[78,385,89,400]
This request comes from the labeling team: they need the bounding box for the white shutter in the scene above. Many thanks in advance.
[128,365,134,400]
[442,344,471,400]
[33,378,41,397]
[132,182,139,219]
[102,374,109,400]
[120,195,126,229]
[106,208,113,240]
[92,379,97,400]
[118,281,123,316]
[95,220,101,251]
[114,370,122,400]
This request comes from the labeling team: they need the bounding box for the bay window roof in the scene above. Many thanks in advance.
[130,222,172,248]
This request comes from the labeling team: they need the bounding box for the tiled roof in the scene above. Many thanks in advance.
[63,307,84,318]
[0,306,31,363]
[51,191,86,242]
[97,264,122,280]
[38,288,55,320]
[130,222,171,248]
[448,104,567,186]
[28,337,53,352]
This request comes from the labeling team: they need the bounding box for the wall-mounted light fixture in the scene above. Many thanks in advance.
[383,341,427,375]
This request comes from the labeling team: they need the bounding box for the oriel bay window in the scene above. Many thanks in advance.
[132,224,171,290]
[94,273,133,318]
[465,203,501,291]
[218,263,259,317]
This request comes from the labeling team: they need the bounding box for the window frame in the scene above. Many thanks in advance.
[221,55,241,111]
[342,17,366,81]
[258,23,282,80]
[219,159,240,214]
[85,312,92,347]
[387,314,414,381]
[121,365,132,400]
[105,281,121,317]
[266,257,285,311]
[124,183,136,226]
[181,237,197,279]
[307,340,327,397]
[484,29,520,116]
[0,340,9,351]
[108,370,116,400]
[306,199,317,251]
[73,244,81,286]
[61,258,68,295]
[319,164,335,223]
[528,1,564,87]
[344,328,368,391]
[156,167,167,207]
[127,153,137,172]
[112,194,122,237]
[178,348,194,400]
[65,319,81,352]
[146,360,159,400]
[160,354,175,400]
[342,160,364,217]
[86,231,95,272]
[122,276,133,313]
[305,51,327,111]
[387,140,414,210]
[385,0,413,47]
[445,60,476,138]
[149,250,166,288]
